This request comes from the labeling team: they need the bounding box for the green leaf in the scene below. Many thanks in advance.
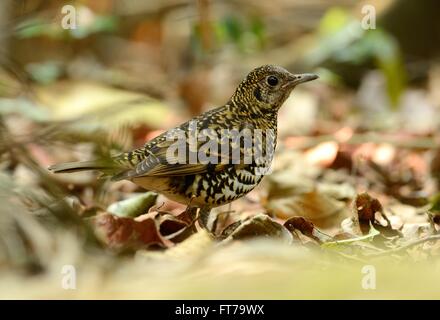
[15,18,63,39]
[26,61,63,85]
[223,15,243,44]
[322,223,380,248]
[365,30,407,108]
[430,193,440,212]
[70,15,118,39]
[318,7,351,36]
[107,192,158,218]
[307,9,407,109]
[0,98,50,121]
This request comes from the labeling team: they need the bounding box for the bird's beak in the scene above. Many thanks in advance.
[285,73,319,88]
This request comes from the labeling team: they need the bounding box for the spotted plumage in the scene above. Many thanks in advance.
[49,65,318,222]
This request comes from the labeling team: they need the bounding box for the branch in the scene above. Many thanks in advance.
[367,234,440,257]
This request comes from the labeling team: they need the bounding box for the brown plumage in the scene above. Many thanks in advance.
[49,65,318,225]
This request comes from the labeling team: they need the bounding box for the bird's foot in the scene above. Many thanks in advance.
[197,206,210,229]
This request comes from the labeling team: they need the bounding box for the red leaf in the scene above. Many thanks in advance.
[92,213,172,250]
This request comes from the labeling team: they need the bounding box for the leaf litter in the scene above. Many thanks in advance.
[2,94,440,298]
[2,35,440,298]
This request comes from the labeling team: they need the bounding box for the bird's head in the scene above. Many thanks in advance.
[232,65,318,114]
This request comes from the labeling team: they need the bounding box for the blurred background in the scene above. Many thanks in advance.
[1,0,440,299]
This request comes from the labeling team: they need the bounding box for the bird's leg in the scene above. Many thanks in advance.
[197,206,213,232]
[181,205,198,225]
[180,196,199,226]
[183,196,212,231]
[181,204,213,233]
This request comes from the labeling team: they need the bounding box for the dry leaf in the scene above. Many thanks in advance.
[284,216,333,243]
[266,190,348,228]
[92,213,172,250]
[223,214,293,244]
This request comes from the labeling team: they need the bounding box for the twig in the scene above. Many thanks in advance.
[367,234,440,257]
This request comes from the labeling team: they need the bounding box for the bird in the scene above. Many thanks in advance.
[48,65,318,228]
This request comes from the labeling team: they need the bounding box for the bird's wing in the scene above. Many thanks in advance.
[112,138,230,180]
[111,126,221,180]
[112,119,255,181]
[48,104,266,181]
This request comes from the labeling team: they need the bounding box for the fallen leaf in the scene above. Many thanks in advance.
[372,143,396,166]
[35,80,175,129]
[284,216,333,243]
[266,190,348,228]
[304,141,339,167]
[156,210,197,243]
[92,213,171,250]
[222,214,293,244]
[107,192,157,218]
[352,193,401,238]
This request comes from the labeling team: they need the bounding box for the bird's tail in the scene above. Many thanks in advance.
[48,160,116,174]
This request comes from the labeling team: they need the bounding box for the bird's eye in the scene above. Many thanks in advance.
[267,75,279,86]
